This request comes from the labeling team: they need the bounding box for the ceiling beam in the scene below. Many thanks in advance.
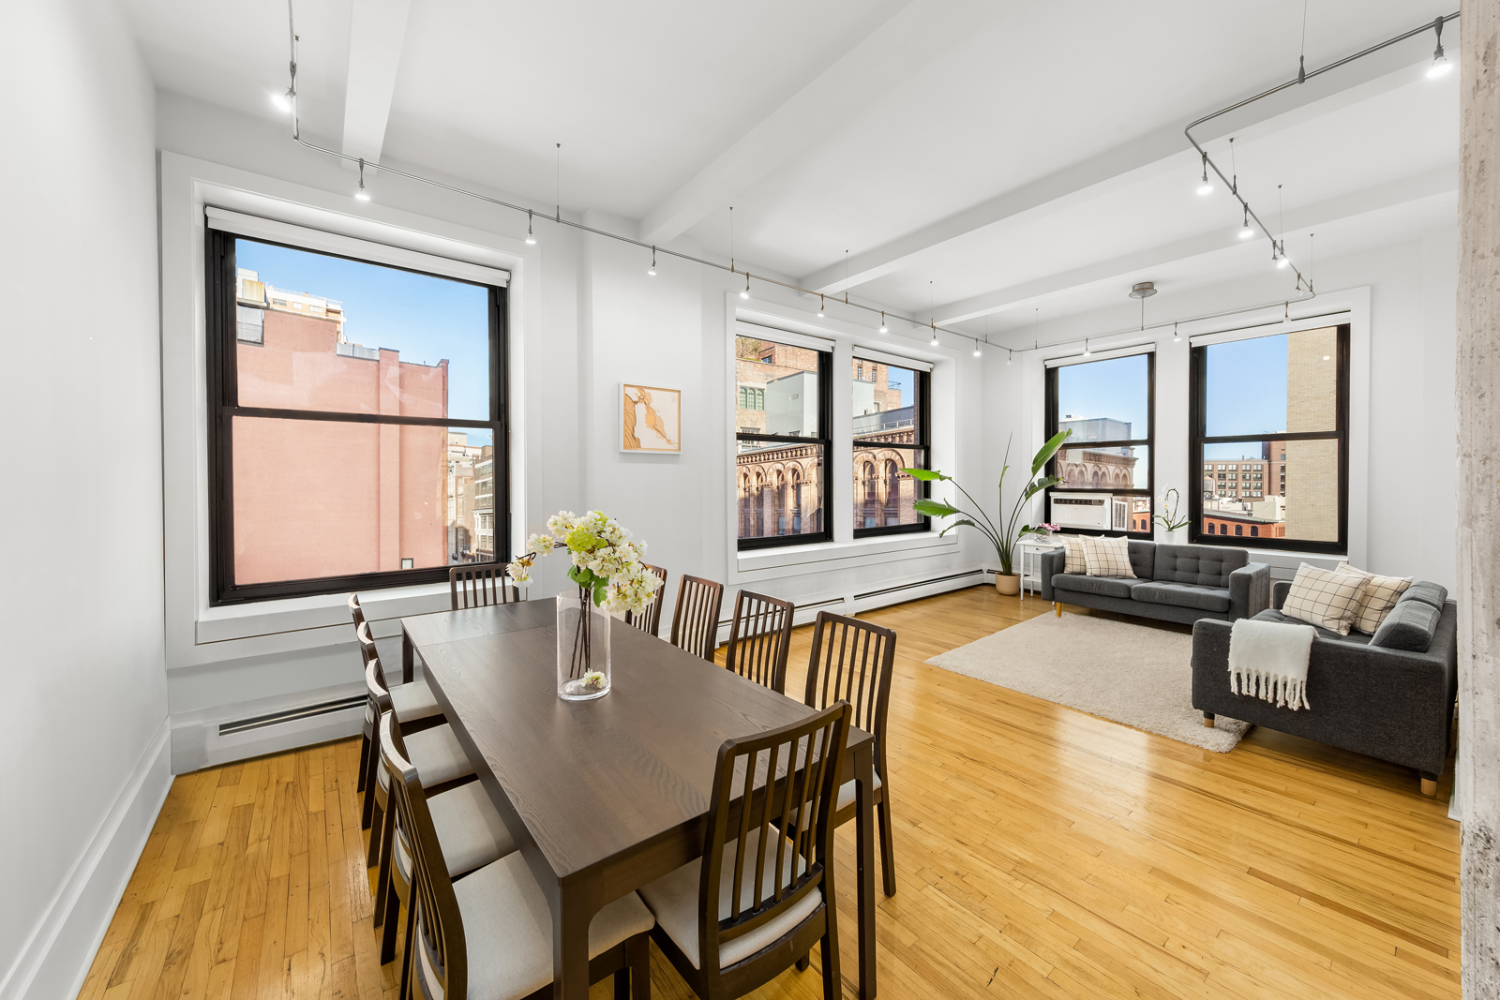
[933,167,1456,327]
[801,43,1444,296]
[340,0,413,164]
[638,0,1001,246]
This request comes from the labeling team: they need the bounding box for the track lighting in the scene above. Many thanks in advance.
[1006,349,1013,366]
[1196,153,1213,196]
[1428,17,1453,78]
[1173,321,1181,343]
[526,211,536,245]
[1083,338,1091,357]
[272,89,293,113]
[1238,208,1254,239]
[973,339,982,358]
[930,324,939,346]
[817,295,824,318]
[740,272,750,299]
[647,247,656,276]
[354,158,370,202]
[879,312,888,334]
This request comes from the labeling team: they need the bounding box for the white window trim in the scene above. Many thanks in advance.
[160,151,537,659]
[724,296,959,583]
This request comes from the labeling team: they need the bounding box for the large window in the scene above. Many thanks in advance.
[1190,325,1348,552]
[735,336,831,548]
[1044,352,1155,535]
[207,229,508,603]
[852,356,930,537]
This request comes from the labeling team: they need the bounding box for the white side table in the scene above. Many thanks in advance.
[1018,538,1063,600]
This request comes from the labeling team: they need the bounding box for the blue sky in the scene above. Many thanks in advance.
[238,239,494,446]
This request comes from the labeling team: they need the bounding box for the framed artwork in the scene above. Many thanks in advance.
[620,383,681,453]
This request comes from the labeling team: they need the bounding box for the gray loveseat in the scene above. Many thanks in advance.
[1192,580,1458,795]
[1038,540,1270,624]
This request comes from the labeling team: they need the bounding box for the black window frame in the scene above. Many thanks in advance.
[206,227,510,605]
[1043,351,1156,538]
[1188,324,1349,554]
[734,341,833,551]
[852,364,932,539]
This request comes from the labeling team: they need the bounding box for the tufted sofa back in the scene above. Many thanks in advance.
[1125,540,1155,581]
[1152,544,1247,587]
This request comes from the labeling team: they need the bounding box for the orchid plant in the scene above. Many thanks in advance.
[1152,488,1191,532]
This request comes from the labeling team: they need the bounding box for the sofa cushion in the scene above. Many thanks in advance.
[1130,581,1231,613]
[1399,581,1449,611]
[1127,541,1155,581]
[1252,608,1374,644]
[1370,599,1440,652]
[1153,545,1248,587]
[1082,536,1136,578]
[1051,573,1135,600]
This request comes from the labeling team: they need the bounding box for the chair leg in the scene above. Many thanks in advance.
[876,796,897,897]
[819,923,841,1000]
[621,934,649,1000]
[357,731,370,794]
[361,761,378,831]
[795,954,811,972]
[380,878,400,963]
[399,897,416,1000]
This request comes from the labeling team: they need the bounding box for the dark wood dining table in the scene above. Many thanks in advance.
[401,599,880,1000]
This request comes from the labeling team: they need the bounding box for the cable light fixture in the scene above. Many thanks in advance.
[817,294,825,317]
[1428,16,1453,77]
[526,210,536,245]
[973,338,982,358]
[647,246,656,276]
[1007,347,1013,365]
[354,158,370,202]
[879,311,888,333]
[930,323,939,347]
[1196,152,1213,196]
[1083,338,1091,357]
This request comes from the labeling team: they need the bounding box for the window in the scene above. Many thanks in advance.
[853,357,930,537]
[207,230,507,603]
[1190,325,1348,552]
[1045,352,1154,534]
[735,336,830,548]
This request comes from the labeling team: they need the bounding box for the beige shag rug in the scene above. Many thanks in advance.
[926,612,1251,752]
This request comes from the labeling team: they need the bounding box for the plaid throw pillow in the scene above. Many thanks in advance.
[1058,535,1090,574]
[1334,562,1412,634]
[1281,563,1368,635]
[1082,536,1135,578]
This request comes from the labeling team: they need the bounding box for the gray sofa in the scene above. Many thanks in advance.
[1038,540,1270,624]
[1192,580,1458,794]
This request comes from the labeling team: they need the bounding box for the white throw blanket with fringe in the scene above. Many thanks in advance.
[1228,618,1316,710]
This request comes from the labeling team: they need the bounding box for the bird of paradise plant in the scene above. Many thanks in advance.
[905,429,1072,576]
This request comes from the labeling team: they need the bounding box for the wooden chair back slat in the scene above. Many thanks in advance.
[624,563,669,636]
[724,590,795,693]
[804,612,897,772]
[670,575,724,662]
[697,701,851,976]
[448,565,518,610]
[378,712,467,1000]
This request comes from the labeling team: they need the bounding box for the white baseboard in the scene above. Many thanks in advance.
[0,717,172,1000]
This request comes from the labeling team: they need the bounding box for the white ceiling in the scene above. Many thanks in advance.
[120,0,1460,334]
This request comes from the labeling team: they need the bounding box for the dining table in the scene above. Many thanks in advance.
[401,598,880,1000]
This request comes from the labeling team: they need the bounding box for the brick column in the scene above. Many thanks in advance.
[1458,0,1500,993]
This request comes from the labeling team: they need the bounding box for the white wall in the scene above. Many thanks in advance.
[981,228,1459,589]
[0,3,171,999]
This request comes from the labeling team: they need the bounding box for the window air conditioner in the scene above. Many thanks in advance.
[1050,493,1111,531]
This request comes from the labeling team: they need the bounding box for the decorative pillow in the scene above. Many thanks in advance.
[1370,599,1440,652]
[1082,536,1135,579]
[1334,562,1412,634]
[1280,563,1369,636]
[1058,535,1090,574]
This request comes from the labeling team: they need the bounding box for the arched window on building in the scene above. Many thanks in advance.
[775,471,787,534]
[753,472,765,537]
[883,460,902,526]
[738,472,752,538]
[790,467,803,532]
[861,461,879,528]
[1234,524,1243,536]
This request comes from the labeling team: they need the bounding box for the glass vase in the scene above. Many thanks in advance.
[556,590,611,701]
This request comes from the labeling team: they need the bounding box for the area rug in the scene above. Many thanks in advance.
[925,612,1251,752]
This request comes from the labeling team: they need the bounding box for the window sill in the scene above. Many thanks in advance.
[195,580,455,645]
[734,530,958,578]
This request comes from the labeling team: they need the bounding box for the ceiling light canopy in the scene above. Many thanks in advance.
[1129,281,1157,299]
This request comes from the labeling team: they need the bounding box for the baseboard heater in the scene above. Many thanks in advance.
[854,569,984,602]
[218,694,366,737]
[715,596,846,630]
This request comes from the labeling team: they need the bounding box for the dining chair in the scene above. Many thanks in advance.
[623,563,669,637]
[351,595,371,795]
[669,575,724,662]
[722,591,795,694]
[449,564,519,609]
[382,711,656,1000]
[639,701,852,1000]
[802,611,899,897]
[357,621,444,815]
[363,658,479,925]
[374,712,520,994]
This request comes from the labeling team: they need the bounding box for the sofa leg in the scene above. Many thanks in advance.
[1054,602,1061,617]
[1202,712,1215,729]
[1420,772,1438,797]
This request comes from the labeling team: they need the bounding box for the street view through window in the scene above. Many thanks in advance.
[1051,353,1154,532]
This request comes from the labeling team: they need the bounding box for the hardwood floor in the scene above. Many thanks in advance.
[78,587,1459,1000]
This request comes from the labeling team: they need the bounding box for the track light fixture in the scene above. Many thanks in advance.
[647,247,656,276]
[930,323,939,346]
[740,272,750,299]
[1006,348,1013,366]
[354,158,370,202]
[526,210,536,245]
[817,295,824,317]
[1428,16,1453,77]
[1196,153,1213,196]
[1173,321,1181,343]
[1083,338,1091,357]
[879,311,888,334]
[973,339,982,358]
[1238,207,1254,239]
[272,89,293,113]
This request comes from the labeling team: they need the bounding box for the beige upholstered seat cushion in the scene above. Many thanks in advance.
[1082,535,1135,578]
[789,772,881,826]
[639,827,823,970]
[413,852,654,1000]
[395,780,517,881]
[1333,562,1412,634]
[1281,563,1368,636]
[389,679,443,723]
[379,724,474,790]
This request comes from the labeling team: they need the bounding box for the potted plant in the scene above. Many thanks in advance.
[906,429,1071,596]
[1153,488,1192,545]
